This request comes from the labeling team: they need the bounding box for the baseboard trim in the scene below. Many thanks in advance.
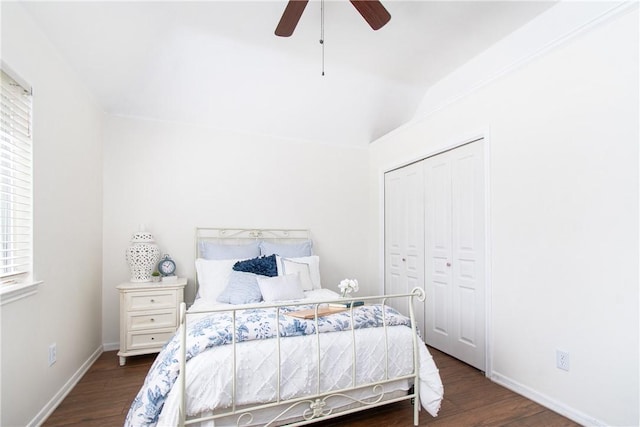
[29,345,103,427]
[491,371,606,426]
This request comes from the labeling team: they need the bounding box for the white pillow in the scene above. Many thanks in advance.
[277,255,322,290]
[195,258,240,302]
[280,258,313,291]
[257,273,305,302]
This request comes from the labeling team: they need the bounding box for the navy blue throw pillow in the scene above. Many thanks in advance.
[233,254,278,277]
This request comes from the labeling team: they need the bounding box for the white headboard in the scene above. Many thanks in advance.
[194,227,311,292]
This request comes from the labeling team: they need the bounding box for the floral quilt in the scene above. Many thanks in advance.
[124,304,411,427]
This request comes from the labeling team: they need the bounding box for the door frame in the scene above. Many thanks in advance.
[380,128,493,376]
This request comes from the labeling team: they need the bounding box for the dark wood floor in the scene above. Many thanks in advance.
[43,348,579,427]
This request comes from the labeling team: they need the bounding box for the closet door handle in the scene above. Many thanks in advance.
[402,258,406,262]
[446,262,451,267]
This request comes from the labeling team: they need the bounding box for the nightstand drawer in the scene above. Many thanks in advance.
[128,310,177,331]
[128,330,174,350]
[126,291,176,311]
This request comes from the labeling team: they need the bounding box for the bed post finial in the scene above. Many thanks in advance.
[411,287,426,302]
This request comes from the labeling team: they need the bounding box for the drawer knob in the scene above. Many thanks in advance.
[150,318,155,322]
[150,299,155,303]
[151,337,155,340]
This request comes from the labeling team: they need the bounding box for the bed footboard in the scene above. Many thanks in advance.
[177,288,426,427]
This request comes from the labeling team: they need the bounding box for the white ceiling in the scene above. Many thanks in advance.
[20,1,555,146]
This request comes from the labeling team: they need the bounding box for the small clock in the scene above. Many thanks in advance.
[158,254,176,276]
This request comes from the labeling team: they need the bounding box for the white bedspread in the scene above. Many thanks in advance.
[153,296,443,426]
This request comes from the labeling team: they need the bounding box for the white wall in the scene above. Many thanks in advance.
[2,2,636,426]
[369,4,638,426]
[102,116,371,346]
[0,4,104,426]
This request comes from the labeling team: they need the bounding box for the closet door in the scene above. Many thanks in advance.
[424,140,485,370]
[384,162,425,331]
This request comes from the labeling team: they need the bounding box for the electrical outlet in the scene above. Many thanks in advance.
[48,343,57,366]
[556,349,569,371]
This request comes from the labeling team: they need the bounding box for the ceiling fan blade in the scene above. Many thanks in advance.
[349,0,391,31]
[275,0,309,37]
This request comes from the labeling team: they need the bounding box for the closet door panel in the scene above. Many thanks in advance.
[424,157,452,350]
[433,281,449,336]
[405,166,424,289]
[450,141,485,370]
[384,162,424,326]
[385,172,403,298]
[458,286,476,345]
[405,164,425,329]
[425,140,485,371]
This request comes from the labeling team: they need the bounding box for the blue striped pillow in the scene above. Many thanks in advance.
[216,271,262,304]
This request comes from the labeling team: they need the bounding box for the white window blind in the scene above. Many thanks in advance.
[0,69,32,282]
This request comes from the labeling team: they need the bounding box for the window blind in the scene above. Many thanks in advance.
[0,70,32,282]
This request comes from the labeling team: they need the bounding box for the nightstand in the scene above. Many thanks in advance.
[116,278,187,366]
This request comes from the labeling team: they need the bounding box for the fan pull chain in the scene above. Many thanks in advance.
[320,0,325,76]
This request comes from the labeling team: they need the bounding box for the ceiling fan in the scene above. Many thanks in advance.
[275,0,391,37]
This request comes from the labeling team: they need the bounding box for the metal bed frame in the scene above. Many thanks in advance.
[174,228,426,426]
[177,289,425,426]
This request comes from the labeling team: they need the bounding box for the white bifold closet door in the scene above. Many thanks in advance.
[384,161,425,334]
[424,140,485,370]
